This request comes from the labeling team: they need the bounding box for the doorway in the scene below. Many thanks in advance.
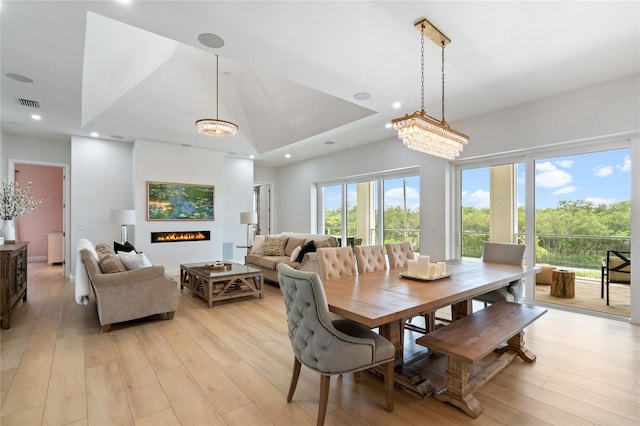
[253,182,271,236]
[9,159,69,277]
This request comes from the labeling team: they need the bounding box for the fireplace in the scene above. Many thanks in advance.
[150,231,210,243]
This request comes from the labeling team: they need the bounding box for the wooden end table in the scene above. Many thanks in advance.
[550,269,575,298]
[180,261,263,307]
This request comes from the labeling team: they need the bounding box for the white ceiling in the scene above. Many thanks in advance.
[2,1,639,167]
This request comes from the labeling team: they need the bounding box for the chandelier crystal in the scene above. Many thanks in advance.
[196,54,238,137]
[392,18,468,160]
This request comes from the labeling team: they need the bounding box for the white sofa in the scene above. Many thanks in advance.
[244,232,339,283]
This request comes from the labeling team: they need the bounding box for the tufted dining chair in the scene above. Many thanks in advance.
[385,242,415,269]
[317,247,357,280]
[353,245,387,274]
[277,264,394,426]
[475,242,526,305]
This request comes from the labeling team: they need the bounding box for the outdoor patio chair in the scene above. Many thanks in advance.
[601,250,630,306]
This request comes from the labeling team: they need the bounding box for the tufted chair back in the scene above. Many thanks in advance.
[353,245,387,274]
[385,242,415,269]
[476,242,526,304]
[316,247,357,280]
[277,264,395,424]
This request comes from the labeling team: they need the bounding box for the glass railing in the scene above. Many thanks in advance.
[324,227,421,252]
[462,232,631,279]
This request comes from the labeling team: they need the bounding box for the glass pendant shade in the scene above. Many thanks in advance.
[392,111,468,160]
[195,118,238,136]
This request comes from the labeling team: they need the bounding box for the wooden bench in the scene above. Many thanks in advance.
[416,301,547,418]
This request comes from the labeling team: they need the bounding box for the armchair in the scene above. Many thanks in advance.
[601,250,631,305]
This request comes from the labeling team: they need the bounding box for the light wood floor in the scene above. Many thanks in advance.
[1,262,639,426]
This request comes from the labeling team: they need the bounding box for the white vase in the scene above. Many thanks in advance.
[2,220,16,242]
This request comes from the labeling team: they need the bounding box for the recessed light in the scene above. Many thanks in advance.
[197,33,225,49]
[249,155,255,159]
[116,0,131,4]
[324,141,335,145]
[31,114,41,120]
[385,123,392,129]
[285,154,291,159]
[5,73,34,83]
[90,132,99,137]
[392,102,401,109]
[353,92,371,101]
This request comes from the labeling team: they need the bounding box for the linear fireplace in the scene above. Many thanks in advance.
[151,231,210,243]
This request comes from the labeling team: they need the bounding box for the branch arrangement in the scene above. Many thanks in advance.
[0,181,44,220]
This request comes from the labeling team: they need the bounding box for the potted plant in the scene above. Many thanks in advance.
[0,181,43,243]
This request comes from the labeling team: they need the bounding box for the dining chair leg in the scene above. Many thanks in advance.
[606,281,610,306]
[287,358,301,402]
[317,375,331,426]
[384,360,395,412]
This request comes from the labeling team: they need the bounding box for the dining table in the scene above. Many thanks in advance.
[321,259,540,398]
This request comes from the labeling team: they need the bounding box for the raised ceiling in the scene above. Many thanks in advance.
[2,1,639,167]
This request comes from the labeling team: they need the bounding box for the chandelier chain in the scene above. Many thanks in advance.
[441,42,445,122]
[215,54,219,119]
[420,24,425,112]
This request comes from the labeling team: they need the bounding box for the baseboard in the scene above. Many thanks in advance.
[28,256,47,262]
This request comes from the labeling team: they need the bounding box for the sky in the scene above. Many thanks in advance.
[462,148,631,210]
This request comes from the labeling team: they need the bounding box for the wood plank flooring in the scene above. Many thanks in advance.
[1,262,638,425]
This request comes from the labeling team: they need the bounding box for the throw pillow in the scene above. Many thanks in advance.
[290,246,302,262]
[250,235,266,254]
[263,236,287,256]
[95,243,114,256]
[328,236,339,247]
[118,251,152,270]
[296,240,316,263]
[114,241,137,253]
[284,237,305,256]
[98,253,127,273]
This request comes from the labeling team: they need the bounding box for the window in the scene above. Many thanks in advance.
[317,171,419,250]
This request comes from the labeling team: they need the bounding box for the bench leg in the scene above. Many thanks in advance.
[435,359,484,418]
[495,331,537,363]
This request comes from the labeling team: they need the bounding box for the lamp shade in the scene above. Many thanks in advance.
[111,209,136,225]
[240,211,257,224]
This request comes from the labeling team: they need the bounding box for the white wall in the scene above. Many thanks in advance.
[133,140,252,274]
[455,74,640,159]
[70,137,134,274]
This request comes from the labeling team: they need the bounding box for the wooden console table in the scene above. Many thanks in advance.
[1,242,28,329]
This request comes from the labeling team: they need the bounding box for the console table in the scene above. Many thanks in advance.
[1,242,28,329]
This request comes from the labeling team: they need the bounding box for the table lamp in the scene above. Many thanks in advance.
[111,209,136,244]
[240,211,258,247]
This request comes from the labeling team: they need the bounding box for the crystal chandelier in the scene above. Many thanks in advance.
[195,54,238,136]
[392,18,468,160]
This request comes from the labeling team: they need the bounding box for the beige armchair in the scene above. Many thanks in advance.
[80,247,177,332]
[277,264,394,425]
[353,245,387,274]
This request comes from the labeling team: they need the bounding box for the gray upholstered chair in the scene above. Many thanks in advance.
[385,242,414,269]
[277,264,394,425]
[475,242,526,304]
[353,245,387,274]
[317,247,357,280]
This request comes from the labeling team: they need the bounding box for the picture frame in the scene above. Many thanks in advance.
[147,181,215,221]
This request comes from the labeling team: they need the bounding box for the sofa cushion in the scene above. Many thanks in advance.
[284,237,305,256]
[98,252,127,273]
[114,241,137,253]
[251,235,266,254]
[118,251,152,270]
[258,255,289,270]
[315,239,331,248]
[296,240,316,263]
[263,236,288,256]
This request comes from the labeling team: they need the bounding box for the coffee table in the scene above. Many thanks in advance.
[180,261,263,307]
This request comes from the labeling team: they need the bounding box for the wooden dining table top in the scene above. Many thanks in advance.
[322,259,539,329]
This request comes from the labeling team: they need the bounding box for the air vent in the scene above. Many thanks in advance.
[16,98,40,108]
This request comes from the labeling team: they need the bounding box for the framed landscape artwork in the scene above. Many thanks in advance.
[147,181,215,221]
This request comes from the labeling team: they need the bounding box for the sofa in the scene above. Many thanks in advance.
[244,232,340,283]
[76,239,178,332]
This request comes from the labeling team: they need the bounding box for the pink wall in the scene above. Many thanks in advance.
[14,164,64,259]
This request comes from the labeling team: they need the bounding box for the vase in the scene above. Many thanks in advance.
[2,220,16,242]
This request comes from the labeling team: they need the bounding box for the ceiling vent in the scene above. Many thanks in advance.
[16,98,40,108]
